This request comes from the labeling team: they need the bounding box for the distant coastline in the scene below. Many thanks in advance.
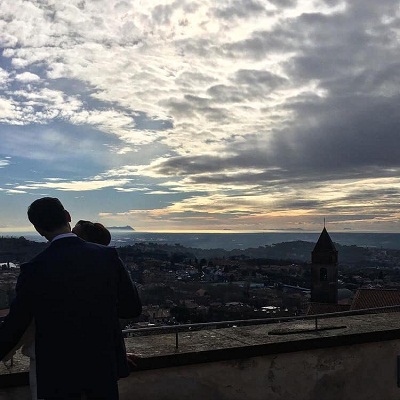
[107,225,135,231]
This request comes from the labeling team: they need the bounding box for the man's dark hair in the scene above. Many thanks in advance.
[27,197,68,231]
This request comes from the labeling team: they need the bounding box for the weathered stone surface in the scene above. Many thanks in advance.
[2,312,400,399]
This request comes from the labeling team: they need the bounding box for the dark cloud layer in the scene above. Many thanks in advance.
[153,0,400,195]
[152,87,400,189]
[212,0,266,19]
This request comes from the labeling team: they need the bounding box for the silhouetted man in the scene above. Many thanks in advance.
[0,197,142,399]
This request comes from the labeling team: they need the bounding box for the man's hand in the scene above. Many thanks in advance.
[126,353,140,371]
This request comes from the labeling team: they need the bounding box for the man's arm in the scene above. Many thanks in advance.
[0,265,34,360]
[116,255,142,319]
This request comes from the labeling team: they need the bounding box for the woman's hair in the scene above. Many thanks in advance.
[73,220,111,245]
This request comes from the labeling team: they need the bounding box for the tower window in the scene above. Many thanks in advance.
[320,268,328,281]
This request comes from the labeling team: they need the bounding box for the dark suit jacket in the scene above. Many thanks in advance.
[0,236,142,398]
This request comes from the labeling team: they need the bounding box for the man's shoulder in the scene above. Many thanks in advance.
[82,241,118,254]
[22,244,52,268]
[24,238,120,265]
[72,240,121,264]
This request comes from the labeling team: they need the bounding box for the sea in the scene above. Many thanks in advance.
[3,231,400,251]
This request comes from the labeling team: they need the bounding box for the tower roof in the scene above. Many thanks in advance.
[313,227,336,253]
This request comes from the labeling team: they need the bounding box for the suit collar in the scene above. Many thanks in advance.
[51,233,77,242]
[49,236,84,247]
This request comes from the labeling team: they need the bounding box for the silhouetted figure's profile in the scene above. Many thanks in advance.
[0,197,142,400]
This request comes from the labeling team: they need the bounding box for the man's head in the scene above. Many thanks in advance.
[28,197,71,238]
[72,220,111,245]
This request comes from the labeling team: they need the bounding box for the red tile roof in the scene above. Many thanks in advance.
[350,288,400,311]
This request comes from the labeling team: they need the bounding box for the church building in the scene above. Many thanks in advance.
[310,226,338,304]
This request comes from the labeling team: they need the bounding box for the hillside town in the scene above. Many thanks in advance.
[2,230,400,327]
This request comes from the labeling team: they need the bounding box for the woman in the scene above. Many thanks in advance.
[72,220,111,246]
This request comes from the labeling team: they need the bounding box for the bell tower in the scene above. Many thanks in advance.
[310,226,338,303]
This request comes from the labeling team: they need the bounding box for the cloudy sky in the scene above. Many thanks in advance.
[0,0,400,233]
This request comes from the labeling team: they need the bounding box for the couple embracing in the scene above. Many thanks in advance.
[0,197,142,400]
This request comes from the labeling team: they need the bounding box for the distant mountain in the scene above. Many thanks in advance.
[107,225,135,231]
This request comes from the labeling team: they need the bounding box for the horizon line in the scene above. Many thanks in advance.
[1,229,400,235]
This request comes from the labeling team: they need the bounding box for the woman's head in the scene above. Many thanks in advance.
[72,220,111,245]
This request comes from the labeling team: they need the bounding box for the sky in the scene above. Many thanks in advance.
[0,0,400,233]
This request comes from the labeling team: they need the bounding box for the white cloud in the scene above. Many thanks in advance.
[0,159,10,168]
[0,97,25,123]
[6,189,27,194]
[15,178,131,192]
[15,72,40,82]
[0,68,9,87]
